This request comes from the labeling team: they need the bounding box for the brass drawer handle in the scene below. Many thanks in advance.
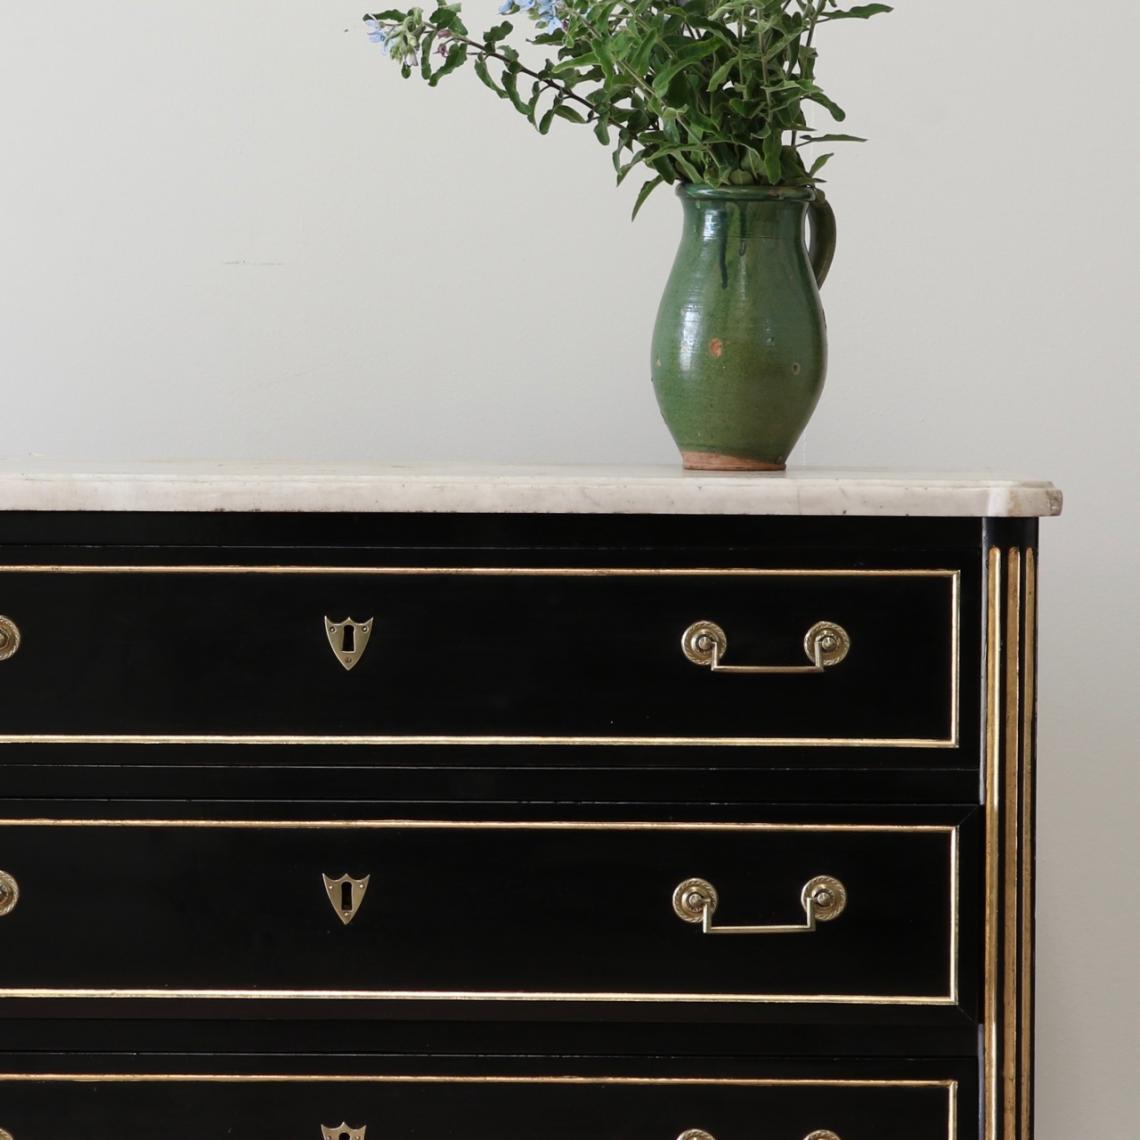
[673,875,847,934]
[679,1132,839,1140]
[681,619,850,673]
[322,1125,367,1139]
[0,1127,13,1140]
[0,871,18,917]
[0,616,20,662]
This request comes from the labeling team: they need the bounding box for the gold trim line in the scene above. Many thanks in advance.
[0,564,960,749]
[984,547,1002,1140]
[0,565,961,577]
[0,734,955,747]
[0,1073,958,1138]
[0,818,956,833]
[0,818,959,1007]
[0,988,959,1005]
[1003,551,1022,1139]
[1020,549,1037,1140]
[0,1073,957,1088]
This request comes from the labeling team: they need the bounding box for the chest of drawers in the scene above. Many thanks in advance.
[0,464,1062,1140]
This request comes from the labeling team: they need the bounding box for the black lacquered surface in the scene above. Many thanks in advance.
[0,510,1016,1140]
[0,816,964,1006]
[0,568,955,744]
[0,1072,957,1140]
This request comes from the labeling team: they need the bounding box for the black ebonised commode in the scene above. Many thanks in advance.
[0,467,1062,1140]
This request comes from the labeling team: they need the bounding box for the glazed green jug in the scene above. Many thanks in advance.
[651,184,837,470]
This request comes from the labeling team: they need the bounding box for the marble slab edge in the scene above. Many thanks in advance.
[0,466,1064,518]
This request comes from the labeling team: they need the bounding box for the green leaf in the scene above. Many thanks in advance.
[744,147,766,178]
[502,67,529,113]
[761,26,807,65]
[808,152,834,176]
[553,105,588,124]
[822,4,893,18]
[631,175,665,221]
[674,153,703,182]
[706,57,736,93]
[364,10,406,21]
[616,148,646,185]
[538,106,557,135]
[594,120,611,145]
[651,39,721,97]
[803,89,847,121]
[420,31,437,79]
[473,55,506,97]
[429,43,467,86]
[629,30,659,74]
[483,20,513,44]
[429,5,466,33]
[553,51,599,74]
[762,129,782,183]
[798,133,866,143]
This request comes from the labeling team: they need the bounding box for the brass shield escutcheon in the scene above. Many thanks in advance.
[322,873,370,926]
[324,616,373,671]
[322,1125,367,1140]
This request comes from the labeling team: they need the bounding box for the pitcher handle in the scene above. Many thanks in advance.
[807,194,837,288]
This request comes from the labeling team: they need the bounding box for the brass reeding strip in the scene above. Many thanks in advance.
[1020,549,1037,1140]
[0,564,960,748]
[1003,550,1022,1140]
[0,818,958,1006]
[984,547,1002,1140]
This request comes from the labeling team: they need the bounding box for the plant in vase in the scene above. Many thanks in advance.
[364,0,892,469]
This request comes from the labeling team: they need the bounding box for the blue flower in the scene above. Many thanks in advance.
[536,0,564,30]
[364,17,390,48]
[497,0,563,31]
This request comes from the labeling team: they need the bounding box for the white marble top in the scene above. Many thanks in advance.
[0,462,1063,517]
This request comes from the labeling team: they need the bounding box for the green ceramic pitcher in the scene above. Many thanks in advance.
[651,184,837,470]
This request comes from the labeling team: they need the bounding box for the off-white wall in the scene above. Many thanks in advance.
[1,3,1137,1132]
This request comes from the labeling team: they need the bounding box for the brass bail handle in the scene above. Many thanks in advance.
[681,620,850,675]
[673,875,848,935]
[678,1131,840,1140]
[0,615,20,662]
[0,871,18,917]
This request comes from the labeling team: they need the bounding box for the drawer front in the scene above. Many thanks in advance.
[0,1073,960,1140]
[0,819,962,1006]
[0,565,958,747]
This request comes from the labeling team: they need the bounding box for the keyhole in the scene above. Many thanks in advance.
[342,625,355,653]
[340,881,354,914]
